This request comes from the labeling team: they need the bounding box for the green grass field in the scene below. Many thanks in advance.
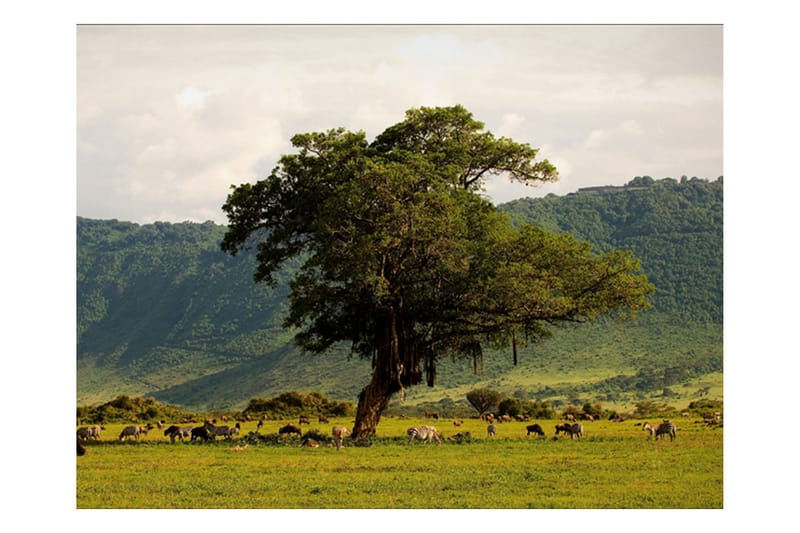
[76,416,722,509]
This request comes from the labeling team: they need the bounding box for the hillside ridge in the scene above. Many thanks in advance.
[77,176,722,410]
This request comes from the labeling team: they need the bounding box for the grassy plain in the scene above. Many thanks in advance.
[76,416,722,509]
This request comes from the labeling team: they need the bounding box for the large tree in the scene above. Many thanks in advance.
[221,105,654,439]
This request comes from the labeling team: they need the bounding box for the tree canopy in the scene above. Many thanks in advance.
[221,105,654,438]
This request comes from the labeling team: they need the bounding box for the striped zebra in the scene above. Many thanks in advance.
[642,422,657,439]
[655,420,676,441]
[164,425,194,443]
[407,426,441,446]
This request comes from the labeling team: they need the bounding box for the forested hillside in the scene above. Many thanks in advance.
[502,176,723,322]
[77,176,722,411]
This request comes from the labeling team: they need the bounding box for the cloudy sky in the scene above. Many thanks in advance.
[77,24,722,224]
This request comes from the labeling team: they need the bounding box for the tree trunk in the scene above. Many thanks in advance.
[351,370,397,441]
[351,303,420,441]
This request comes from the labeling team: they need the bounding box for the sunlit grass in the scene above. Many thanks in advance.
[77,417,722,509]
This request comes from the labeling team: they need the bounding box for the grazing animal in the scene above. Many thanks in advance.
[453,419,463,427]
[332,426,351,450]
[164,425,193,443]
[407,426,441,446]
[318,415,330,424]
[487,424,497,437]
[77,438,86,456]
[642,422,657,439]
[278,424,303,437]
[119,425,145,441]
[526,423,545,437]
[76,427,92,440]
[191,426,213,442]
[204,421,239,439]
[298,415,311,425]
[555,423,583,439]
[87,425,103,440]
[655,420,677,441]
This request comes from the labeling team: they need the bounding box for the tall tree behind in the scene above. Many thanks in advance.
[221,105,654,439]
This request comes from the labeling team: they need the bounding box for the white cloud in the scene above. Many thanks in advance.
[176,86,208,110]
[77,25,722,223]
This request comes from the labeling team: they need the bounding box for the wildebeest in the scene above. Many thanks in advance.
[318,415,330,424]
[526,423,545,437]
[332,425,351,450]
[555,423,583,439]
[190,426,213,442]
[278,424,302,437]
[487,424,497,437]
[76,427,92,440]
[119,425,146,441]
[164,425,194,443]
[298,415,311,425]
[407,426,441,446]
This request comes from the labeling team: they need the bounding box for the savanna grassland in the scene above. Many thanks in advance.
[76,416,722,509]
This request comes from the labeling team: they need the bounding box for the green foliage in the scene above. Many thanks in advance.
[466,388,503,414]
[77,395,197,424]
[242,391,354,418]
[502,176,723,322]
[633,400,676,418]
[221,105,654,439]
[521,400,557,419]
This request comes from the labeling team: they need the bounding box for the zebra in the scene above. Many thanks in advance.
[119,425,146,441]
[164,425,194,443]
[204,421,240,440]
[642,422,657,439]
[487,424,497,437]
[332,426,351,450]
[407,426,441,446]
[655,420,677,441]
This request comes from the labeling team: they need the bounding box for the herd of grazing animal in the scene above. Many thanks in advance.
[77,413,683,456]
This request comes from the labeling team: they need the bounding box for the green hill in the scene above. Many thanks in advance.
[77,176,723,412]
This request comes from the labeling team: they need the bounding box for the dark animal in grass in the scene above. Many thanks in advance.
[555,423,583,439]
[77,438,86,456]
[279,424,302,437]
[526,423,545,437]
[191,426,213,442]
